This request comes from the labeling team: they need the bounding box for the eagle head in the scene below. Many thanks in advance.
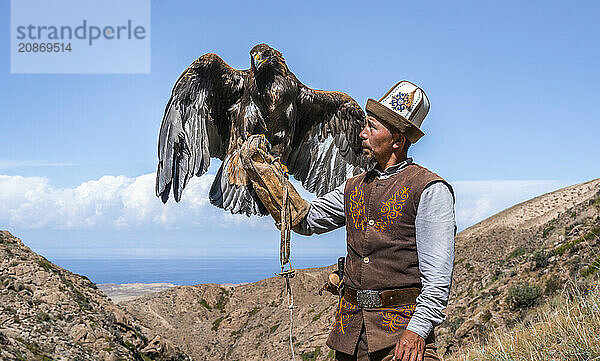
[250,43,286,73]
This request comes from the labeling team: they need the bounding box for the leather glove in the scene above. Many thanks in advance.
[239,135,309,228]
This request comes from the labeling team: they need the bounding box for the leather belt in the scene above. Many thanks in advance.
[344,286,420,308]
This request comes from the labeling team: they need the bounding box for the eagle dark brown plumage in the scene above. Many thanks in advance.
[156,43,369,215]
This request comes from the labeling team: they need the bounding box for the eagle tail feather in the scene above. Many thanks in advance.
[209,154,268,216]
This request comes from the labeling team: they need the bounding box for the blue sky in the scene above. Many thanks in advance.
[1,1,599,265]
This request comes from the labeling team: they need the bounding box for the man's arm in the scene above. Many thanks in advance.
[407,182,456,338]
[406,181,456,338]
[294,182,346,235]
[395,181,455,360]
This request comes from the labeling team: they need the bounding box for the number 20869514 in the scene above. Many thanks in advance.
[18,43,72,52]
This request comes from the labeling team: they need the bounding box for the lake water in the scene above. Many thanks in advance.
[51,257,336,285]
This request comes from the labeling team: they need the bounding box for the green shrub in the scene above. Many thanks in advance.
[555,225,600,255]
[214,288,230,311]
[446,316,465,333]
[248,306,261,316]
[581,256,600,277]
[508,247,526,260]
[15,338,51,360]
[211,316,224,331]
[542,226,555,238]
[464,262,474,272]
[545,277,562,294]
[37,259,56,272]
[301,347,321,361]
[532,250,550,269]
[311,309,325,322]
[36,312,51,322]
[507,282,541,311]
[199,299,211,310]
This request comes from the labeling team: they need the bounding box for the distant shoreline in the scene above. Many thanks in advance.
[98,281,251,303]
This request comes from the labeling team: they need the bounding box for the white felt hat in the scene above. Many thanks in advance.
[366,81,430,143]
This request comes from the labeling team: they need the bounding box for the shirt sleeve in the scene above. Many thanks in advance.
[293,182,346,235]
[406,181,456,339]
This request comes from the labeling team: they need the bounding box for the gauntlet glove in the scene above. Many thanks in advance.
[239,135,310,228]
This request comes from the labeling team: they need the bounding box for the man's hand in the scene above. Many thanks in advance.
[393,329,425,361]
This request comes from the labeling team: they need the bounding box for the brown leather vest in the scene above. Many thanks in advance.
[326,163,451,354]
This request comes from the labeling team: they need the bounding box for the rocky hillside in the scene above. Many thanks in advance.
[437,178,600,354]
[121,266,339,361]
[0,231,190,361]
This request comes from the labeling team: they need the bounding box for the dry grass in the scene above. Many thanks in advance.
[444,280,600,361]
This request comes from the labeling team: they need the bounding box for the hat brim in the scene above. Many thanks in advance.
[366,99,425,143]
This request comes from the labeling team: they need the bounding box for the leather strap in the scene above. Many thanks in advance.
[344,286,420,308]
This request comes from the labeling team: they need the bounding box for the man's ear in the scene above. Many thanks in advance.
[392,133,405,149]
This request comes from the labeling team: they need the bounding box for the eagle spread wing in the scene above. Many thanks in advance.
[157,53,268,215]
[156,54,243,203]
[156,44,370,216]
[287,87,368,197]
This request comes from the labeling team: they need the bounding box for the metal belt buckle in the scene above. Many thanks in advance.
[356,289,382,308]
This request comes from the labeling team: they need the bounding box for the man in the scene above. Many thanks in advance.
[241,81,455,361]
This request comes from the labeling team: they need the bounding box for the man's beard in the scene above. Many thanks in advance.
[362,147,374,160]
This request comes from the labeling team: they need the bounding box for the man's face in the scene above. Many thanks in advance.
[359,115,396,163]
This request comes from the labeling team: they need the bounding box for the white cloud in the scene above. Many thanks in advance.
[0,173,574,233]
[0,173,272,230]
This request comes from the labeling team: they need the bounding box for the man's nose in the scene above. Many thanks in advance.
[359,126,369,139]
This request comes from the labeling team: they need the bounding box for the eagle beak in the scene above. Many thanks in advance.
[254,53,267,69]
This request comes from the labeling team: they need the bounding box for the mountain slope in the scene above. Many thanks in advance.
[121,266,339,361]
[437,178,600,353]
[0,231,190,361]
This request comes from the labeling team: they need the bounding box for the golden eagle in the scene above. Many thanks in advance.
[156,43,369,215]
